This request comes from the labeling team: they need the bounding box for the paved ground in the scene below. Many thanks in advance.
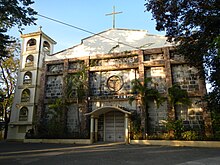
[0,141,220,165]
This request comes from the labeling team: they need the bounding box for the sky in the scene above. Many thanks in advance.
[8,0,165,53]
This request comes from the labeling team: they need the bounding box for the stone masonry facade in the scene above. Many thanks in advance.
[38,47,209,135]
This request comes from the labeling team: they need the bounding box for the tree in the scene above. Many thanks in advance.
[47,98,67,138]
[0,0,37,60]
[129,78,165,138]
[145,1,220,95]
[145,0,220,67]
[0,38,20,139]
[0,89,4,139]
[205,88,220,139]
[0,29,12,60]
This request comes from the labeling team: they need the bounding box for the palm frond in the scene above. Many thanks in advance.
[128,96,135,105]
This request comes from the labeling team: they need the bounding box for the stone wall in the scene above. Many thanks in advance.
[148,101,168,133]
[172,64,200,92]
[67,104,79,133]
[45,75,63,98]
[145,67,166,93]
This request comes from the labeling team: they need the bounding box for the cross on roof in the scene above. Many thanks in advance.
[105,6,122,29]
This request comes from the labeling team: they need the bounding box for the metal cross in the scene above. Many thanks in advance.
[105,6,122,29]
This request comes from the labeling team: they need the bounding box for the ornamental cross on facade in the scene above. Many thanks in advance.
[105,6,123,29]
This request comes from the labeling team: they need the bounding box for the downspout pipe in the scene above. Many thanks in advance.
[33,31,42,126]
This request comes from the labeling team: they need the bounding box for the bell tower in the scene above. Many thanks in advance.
[8,28,56,140]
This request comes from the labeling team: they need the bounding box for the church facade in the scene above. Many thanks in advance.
[7,28,209,142]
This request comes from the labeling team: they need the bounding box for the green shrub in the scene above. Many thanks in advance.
[182,131,199,141]
[147,133,169,140]
[130,111,143,140]
[165,119,185,140]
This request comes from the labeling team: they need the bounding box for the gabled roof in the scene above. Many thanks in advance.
[45,28,174,61]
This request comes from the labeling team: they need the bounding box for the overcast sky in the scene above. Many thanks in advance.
[8,0,165,53]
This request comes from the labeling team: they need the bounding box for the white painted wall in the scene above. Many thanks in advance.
[45,28,174,61]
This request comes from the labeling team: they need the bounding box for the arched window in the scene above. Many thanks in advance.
[21,89,30,102]
[25,55,34,66]
[188,110,196,120]
[26,38,36,51]
[23,72,32,84]
[43,41,50,51]
[19,107,28,121]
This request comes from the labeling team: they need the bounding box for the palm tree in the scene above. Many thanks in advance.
[168,84,191,120]
[129,78,165,138]
[65,65,88,135]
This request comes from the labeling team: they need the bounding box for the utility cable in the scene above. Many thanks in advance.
[37,13,141,50]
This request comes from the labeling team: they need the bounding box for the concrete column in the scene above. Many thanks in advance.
[138,50,145,83]
[90,115,94,143]
[163,47,173,89]
[95,118,98,142]
[163,47,174,119]
[125,114,129,144]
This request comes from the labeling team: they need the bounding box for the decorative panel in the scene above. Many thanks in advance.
[90,69,136,96]
[69,61,84,70]
[90,56,138,67]
[144,53,164,61]
[47,64,64,73]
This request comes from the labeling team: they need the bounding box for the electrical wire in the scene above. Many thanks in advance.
[37,13,141,50]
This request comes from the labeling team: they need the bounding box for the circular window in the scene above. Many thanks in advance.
[107,75,123,92]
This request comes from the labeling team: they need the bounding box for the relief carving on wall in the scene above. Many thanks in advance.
[107,75,123,92]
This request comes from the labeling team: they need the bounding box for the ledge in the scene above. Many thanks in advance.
[24,139,92,145]
[9,122,33,126]
[130,140,220,148]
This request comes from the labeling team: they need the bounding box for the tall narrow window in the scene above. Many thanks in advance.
[43,41,50,50]
[26,38,36,51]
[19,107,28,121]
[21,89,30,102]
[43,41,50,55]
[23,72,32,84]
[25,55,34,67]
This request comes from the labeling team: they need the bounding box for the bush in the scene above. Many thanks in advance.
[212,112,220,139]
[165,119,185,140]
[182,131,199,141]
[130,111,144,140]
[147,133,171,140]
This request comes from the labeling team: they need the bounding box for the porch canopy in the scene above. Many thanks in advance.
[86,106,132,143]
[85,106,132,117]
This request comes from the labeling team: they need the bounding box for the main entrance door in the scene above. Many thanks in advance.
[87,106,131,143]
[105,111,125,142]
